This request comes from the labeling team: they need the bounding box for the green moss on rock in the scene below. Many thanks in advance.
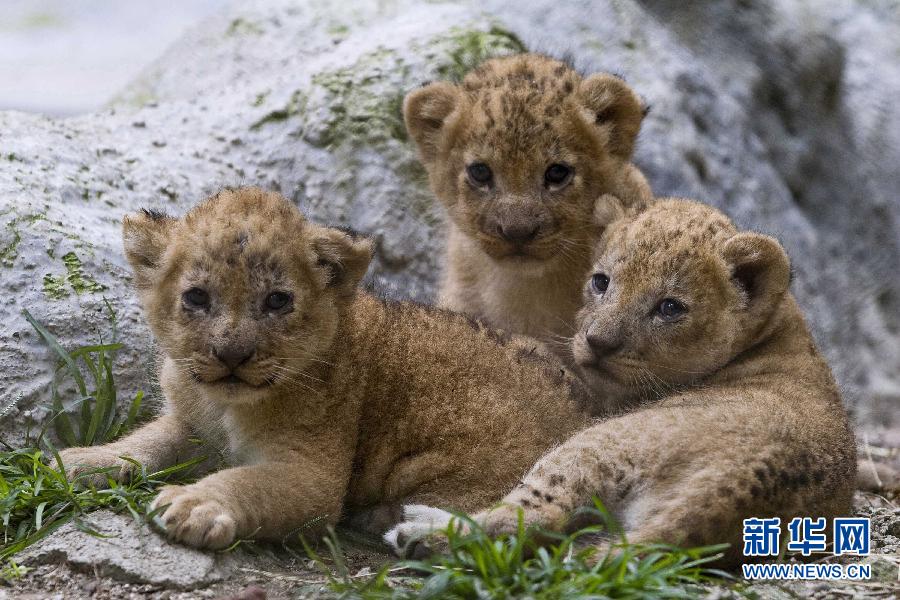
[0,224,21,268]
[42,251,107,299]
[226,18,263,37]
[42,273,69,300]
[62,252,107,295]
[1,213,47,268]
[256,25,524,152]
[327,23,350,37]
[252,90,270,107]
[307,48,408,148]
[250,89,308,130]
[433,25,527,82]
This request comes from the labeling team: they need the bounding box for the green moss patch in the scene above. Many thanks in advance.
[434,25,527,82]
[250,89,308,130]
[1,213,47,268]
[226,17,263,37]
[42,251,107,299]
[0,224,21,268]
[309,56,408,148]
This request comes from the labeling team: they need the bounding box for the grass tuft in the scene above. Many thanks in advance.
[21,304,143,447]
[1,308,198,570]
[316,506,730,599]
[0,448,202,563]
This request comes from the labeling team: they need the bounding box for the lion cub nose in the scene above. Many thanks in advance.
[586,334,622,358]
[214,345,255,370]
[497,223,539,245]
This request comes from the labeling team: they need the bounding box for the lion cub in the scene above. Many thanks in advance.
[57,187,594,549]
[405,54,652,341]
[388,199,857,565]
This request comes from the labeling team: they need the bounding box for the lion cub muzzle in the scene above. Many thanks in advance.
[479,197,558,260]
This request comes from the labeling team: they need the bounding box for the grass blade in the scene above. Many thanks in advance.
[49,375,77,448]
[68,343,124,357]
[123,392,143,432]
[21,309,87,397]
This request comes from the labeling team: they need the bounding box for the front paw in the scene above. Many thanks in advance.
[56,446,140,487]
[151,484,238,549]
[384,504,461,558]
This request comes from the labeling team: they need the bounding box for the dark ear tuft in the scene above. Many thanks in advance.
[141,208,170,222]
[311,226,374,298]
[330,225,364,241]
[122,210,177,287]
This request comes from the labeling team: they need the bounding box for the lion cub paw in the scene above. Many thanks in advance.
[384,505,460,557]
[56,446,140,487]
[152,484,238,549]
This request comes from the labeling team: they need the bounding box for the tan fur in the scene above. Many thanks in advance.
[57,187,595,549]
[404,54,653,341]
[388,199,857,566]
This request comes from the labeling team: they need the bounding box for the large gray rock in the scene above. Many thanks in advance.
[18,510,225,588]
[1,0,898,443]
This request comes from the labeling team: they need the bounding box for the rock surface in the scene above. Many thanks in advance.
[1,0,898,444]
[18,510,225,588]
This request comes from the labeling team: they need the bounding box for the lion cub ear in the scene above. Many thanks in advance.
[593,194,627,228]
[122,209,177,288]
[722,232,791,323]
[403,82,464,163]
[578,74,645,159]
[311,227,374,297]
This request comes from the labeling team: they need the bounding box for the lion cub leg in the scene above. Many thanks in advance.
[470,425,639,540]
[57,415,201,487]
[473,406,849,557]
[386,424,639,553]
[152,455,351,549]
[389,401,853,563]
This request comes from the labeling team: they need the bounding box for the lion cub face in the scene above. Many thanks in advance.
[404,54,645,268]
[121,188,371,405]
[573,199,791,397]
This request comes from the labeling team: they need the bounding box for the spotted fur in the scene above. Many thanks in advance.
[387,199,856,566]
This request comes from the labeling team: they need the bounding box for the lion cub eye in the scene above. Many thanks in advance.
[656,298,687,321]
[265,291,293,311]
[591,273,610,294]
[466,162,493,187]
[544,163,573,188]
[182,287,210,309]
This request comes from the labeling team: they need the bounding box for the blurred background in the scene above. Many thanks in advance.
[0,0,221,115]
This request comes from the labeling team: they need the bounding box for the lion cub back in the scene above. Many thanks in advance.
[341,293,595,514]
